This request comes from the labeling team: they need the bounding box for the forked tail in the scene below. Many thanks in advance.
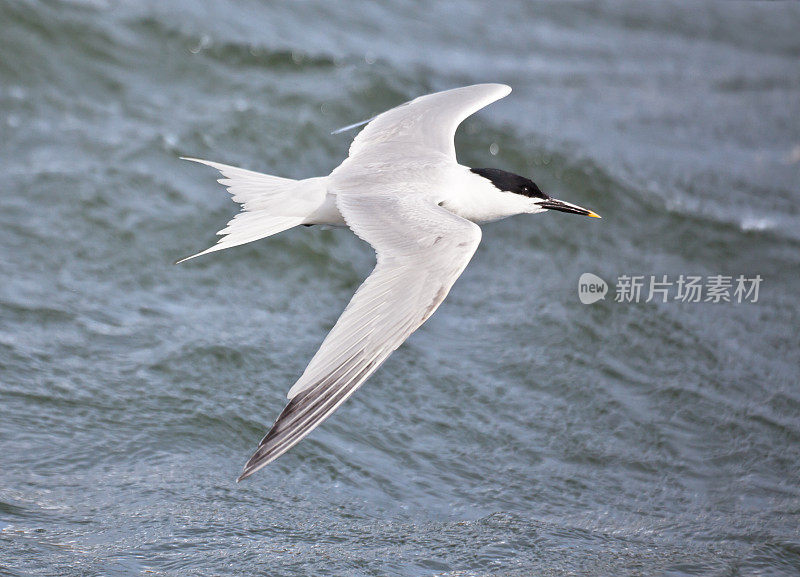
[177,158,326,263]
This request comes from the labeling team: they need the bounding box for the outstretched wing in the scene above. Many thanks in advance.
[347,83,511,160]
[238,194,481,480]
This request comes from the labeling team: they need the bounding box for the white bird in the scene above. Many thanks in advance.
[179,84,600,480]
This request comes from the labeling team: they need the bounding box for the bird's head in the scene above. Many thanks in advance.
[471,167,601,219]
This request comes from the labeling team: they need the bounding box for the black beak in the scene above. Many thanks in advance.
[538,198,601,218]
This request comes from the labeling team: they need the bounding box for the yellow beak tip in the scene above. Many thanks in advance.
[587,211,602,219]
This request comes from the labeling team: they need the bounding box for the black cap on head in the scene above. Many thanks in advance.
[470,168,548,200]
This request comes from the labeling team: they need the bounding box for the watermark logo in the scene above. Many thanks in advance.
[578,273,608,304]
[579,273,762,304]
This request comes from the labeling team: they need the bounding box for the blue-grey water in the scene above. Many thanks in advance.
[2,1,799,575]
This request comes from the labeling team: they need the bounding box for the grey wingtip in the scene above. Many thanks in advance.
[237,462,253,482]
[236,458,266,482]
[236,465,260,482]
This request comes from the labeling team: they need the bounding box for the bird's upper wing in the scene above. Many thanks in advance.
[346,83,511,160]
[238,194,481,480]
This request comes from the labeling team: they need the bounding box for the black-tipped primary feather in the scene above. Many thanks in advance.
[237,360,377,481]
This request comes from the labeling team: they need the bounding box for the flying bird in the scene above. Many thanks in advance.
[178,84,600,480]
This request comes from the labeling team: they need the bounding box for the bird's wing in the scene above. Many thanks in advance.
[346,83,511,160]
[238,194,481,480]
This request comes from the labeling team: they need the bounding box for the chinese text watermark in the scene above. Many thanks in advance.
[579,274,762,304]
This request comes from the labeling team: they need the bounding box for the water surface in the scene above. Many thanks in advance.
[2,1,799,575]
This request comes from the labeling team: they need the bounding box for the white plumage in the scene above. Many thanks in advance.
[178,83,598,480]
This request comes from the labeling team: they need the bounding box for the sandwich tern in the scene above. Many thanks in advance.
[179,84,600,480]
